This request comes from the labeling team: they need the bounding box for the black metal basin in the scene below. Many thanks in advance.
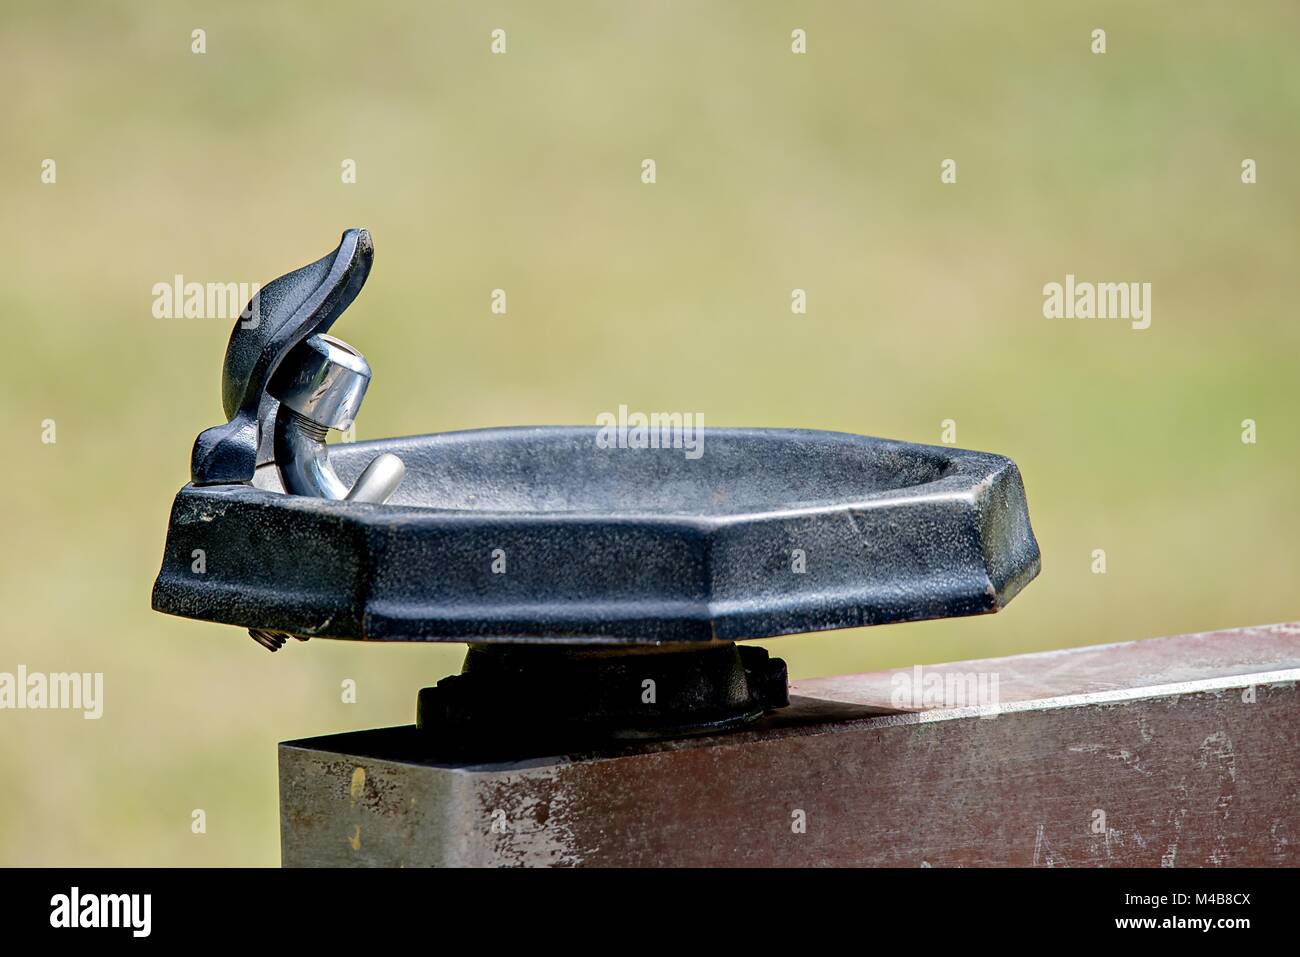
[152,425,1040,644]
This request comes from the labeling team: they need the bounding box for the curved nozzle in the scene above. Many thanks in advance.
[268,334,404,504]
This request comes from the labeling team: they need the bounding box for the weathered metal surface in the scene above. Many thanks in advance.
[154,426,1039,644]
[280,622,1300,867]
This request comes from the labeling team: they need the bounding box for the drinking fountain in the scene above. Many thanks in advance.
[152,228,1041,763]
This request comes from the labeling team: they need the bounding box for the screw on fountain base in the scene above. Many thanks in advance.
[416,642,788,760]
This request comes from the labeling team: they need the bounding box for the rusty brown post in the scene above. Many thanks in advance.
[279,622,1300,866]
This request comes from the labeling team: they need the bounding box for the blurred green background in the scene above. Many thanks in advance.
[2,1,1298,865]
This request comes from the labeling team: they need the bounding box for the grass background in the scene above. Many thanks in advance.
[2,1,1298,865]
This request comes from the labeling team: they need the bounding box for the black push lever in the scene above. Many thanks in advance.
[189,228,374,485]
